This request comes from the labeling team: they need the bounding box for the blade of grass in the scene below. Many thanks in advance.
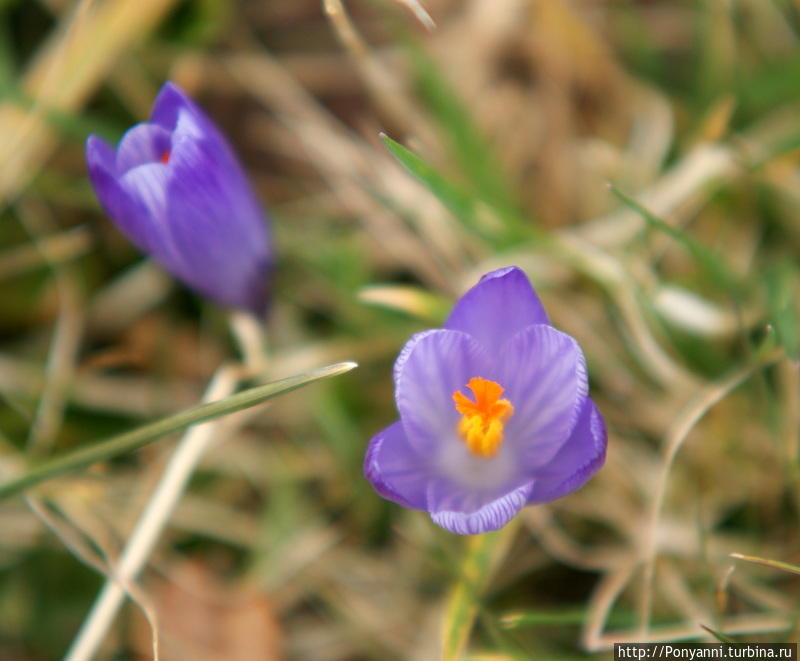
[608,184,739,293]
[407,46,521,223]
[381,133,478,228]
[499,609,586,629]
[764,262,799,360]
[500,606,635,631]
[441,521,518,661]
[0,361,357,499]
[700,624,737,643]
[730,552,800,576]
[380,133,534,246]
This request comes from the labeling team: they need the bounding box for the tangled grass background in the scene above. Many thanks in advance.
[0,0,799,659]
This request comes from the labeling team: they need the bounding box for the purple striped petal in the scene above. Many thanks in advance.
[430,483,533,535]
[527,397,606,504]
[497,324,588,470]
[394,329,491,453]
[445,266,549,349]
[364,421,429,510]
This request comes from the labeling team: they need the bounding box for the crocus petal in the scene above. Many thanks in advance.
[392,329,441,384]
[86,135,117,176]
[88,140,173,261]
[445,266,549,349]
[116,163,180,265]
[150,82,229,152]
[163,127,271,313]
[527,397,606,504]
[87,137,143,244]
[430,483,533,535]
[395,329,491,453]
[364,422,429,510]
[116,123,173,173]
[497,324,588,470]
[151,83,205,131]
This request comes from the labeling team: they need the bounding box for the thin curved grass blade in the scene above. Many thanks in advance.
[730,552,800,576]
[0,361,357,499]
[609,184,739,293]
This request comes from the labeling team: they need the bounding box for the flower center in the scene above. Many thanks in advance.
[159,149,171,164]
[452,377,514,458]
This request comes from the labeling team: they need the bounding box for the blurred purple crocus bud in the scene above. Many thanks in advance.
[86,82,272,315]
[364,267,607,535]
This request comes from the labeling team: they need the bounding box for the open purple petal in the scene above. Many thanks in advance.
[430,482,533,535]
[364,421,429,510]
[445,266,549,349]
[394,329,491,454]
[527,397,606,504]
[497,324,588,470]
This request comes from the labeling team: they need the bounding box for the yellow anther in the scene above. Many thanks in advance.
[452,377,514,458]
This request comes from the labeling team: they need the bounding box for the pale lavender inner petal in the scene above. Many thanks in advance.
[116,124,173,174]
[395,329,491,454]
[117,163,184,270]
[496,324,588,471]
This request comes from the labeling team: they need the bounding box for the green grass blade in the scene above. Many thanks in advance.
[408,46,521,221]
[0,361,357,499]
[499,609,586,629]
[700,624,737,643]
[499,607,634,630]
[609,184,739,293]
[380,134,534,246]
[730,552,800,576]
[764,262,799,360]
[441,522,518,661]
[381,133,478,227]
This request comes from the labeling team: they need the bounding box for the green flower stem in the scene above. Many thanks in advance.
[441,520,519,660]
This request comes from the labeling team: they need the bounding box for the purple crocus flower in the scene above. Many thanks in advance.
[364,267,607,535]
[86,82,272,315]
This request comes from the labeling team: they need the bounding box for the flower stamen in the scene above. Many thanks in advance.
[452,377,514,458]
[159,150,171,164]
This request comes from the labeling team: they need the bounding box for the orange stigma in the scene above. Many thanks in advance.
[452,377,514,458]
[159,150,171,164]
